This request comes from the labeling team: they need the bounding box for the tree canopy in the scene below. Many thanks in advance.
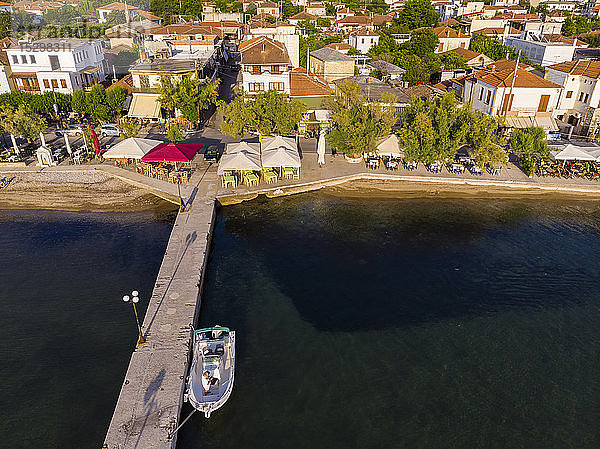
[218,90,307,137]
[469,33,535,67]
[369,28,441,85]
[399,92,506,166]
[158,75,220,125]
[70,85,126,121]
[396,0,439,31]
[0,105,47,143]
[325,81,396,157]
[509,127,548,176]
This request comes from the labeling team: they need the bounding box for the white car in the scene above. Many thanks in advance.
[55,125,84,137]
[100,124,120,137]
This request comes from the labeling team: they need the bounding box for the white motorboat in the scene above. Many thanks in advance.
[184,325,235,418]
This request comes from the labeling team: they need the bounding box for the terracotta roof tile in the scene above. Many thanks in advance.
[476,68,561,89]
[548,59,600,78]
[290,67,331,97]
[239,36,290,65]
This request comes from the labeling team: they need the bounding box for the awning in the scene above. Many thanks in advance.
[128,94,162,119]
[82,66,101,74]
[504,115,559,132]
[9,72,37,78]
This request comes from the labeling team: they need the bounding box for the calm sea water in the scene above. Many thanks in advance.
[0,208,176,449]
[177,193,600,449]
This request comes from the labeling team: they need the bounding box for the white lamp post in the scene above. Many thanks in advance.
[123,290,147,345]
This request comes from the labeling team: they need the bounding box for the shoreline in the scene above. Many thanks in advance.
[4,170,600,212]
[217,175,600,206]
[0,171,177,212]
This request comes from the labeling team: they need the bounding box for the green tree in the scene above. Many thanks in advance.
[0,105,47,143]
[104,10,127,26]
[87,84,111,121]
[167,123,185,142]
[0,12,10,39]
[407,28,439,57]
[43,5,80,25]
[440,51,468,70]
[72,90,87,114]
[400,93,469,163]
[325,2,336,15]
[159,76,220,125]
[324,81,396,157]
[106,86,127,117]
[112,50,139,76]
[219,90,307,137]
[510,126,548,176]
[347,47,362,55]
[396,0,439,30]
[158,75,179,117]
[120,120,141,139]
[465,110,506,166]
[469,33,535,66]
[282,0,301,18]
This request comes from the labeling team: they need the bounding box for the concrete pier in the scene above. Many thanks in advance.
[103,167,219,449]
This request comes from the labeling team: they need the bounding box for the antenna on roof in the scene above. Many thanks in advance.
[504,48,520,118]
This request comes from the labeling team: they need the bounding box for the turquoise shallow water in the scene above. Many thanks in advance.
[177,194,600,449]
[0,208,175,449]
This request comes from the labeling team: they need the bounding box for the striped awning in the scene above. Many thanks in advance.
[128,94,162,119]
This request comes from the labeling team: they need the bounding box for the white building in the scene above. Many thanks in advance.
[97,2,139,23]
[464,67,562,117]
[505,33,582,66]
[348,28,380,54]
[546,59,600,134]
[6,38,106,94]
[239,36,291,94]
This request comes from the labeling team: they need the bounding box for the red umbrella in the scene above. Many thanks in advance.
[90,124,101,158]
[141,142,203,163]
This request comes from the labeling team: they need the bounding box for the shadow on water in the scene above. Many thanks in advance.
[177,193,600,449]
[220,195,600,331]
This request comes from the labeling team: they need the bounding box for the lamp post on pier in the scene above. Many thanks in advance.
[123,290,147,346]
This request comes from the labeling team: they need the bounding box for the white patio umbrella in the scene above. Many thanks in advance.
[64,133,72,156]
[217,150,262,175]
[550,144,596,162]
[317,130,326,166]
[10,134,19,156]
[261,135,296,153]
[102,137,163,159]
[376,134,402,157]
[226,141,260,155]
[39,131,46,148]
[262,146,301,168]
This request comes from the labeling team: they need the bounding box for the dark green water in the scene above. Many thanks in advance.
[0,208,176,449]
[178,193,600,449]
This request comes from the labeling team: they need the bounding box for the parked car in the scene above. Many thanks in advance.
[55,125,84,137]
[100,124,120,137]
[203,145,220,163]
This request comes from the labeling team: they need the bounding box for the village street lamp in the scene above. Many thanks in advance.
[123,290,147,345]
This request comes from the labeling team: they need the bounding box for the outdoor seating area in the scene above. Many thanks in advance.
[362,136,498,176]
[104,138,201,184]
[218,136,301,188]
[530,143,600,180]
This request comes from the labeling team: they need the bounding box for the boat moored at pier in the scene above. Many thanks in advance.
[184,325,235,418]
